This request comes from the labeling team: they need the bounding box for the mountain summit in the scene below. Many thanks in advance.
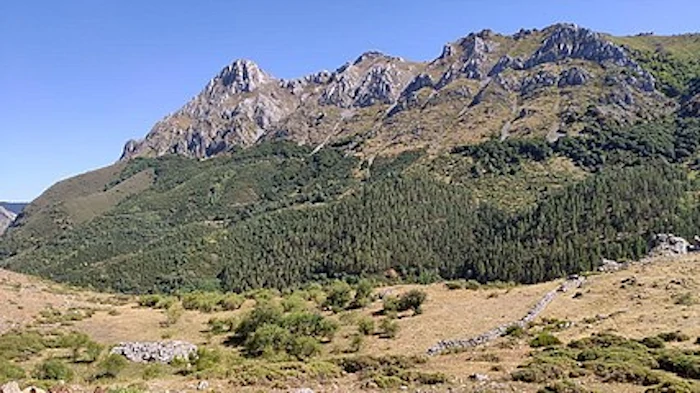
[121,24,674,160]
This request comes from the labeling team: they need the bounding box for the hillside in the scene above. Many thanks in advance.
[2,24,700,294]
[121,24,700,161]
[0,254,698,392]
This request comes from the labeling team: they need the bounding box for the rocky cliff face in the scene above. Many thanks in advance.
[0,206,16,235]
[121,24,673,160]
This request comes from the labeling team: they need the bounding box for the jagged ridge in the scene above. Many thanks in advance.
[121,23,672,160]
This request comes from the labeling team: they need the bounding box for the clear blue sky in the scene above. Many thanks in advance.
[1,0,699,202]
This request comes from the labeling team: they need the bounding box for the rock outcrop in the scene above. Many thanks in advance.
[110,341,197,363]
[121,24,671,160]
[649,234,690,257]
[0,206,16,235]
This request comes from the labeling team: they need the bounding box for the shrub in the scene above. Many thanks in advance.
[34,358,74,381]
[347,333,364,353]
[0,359,25,383]
[674,292,698,306]
[538,380,594,393]
[288,336,322,360]
[530,332,562,348]
[281,293,308,312]
[207,316,237,334]
[657,331,690,342]
[382,296,400,314]
[234,302,284,340]
[464,280,481,290]
[218,293,245,311]
[96,354,128,379]
[504,325,526,338]
[445,281,463,290]
[243,323,291,358]
[350,279,374,309]
[181,292,221,312]
[162,304,183,327]
[357,317,375,336]
[399,289,428,315]
[379,318,399,339]
[641,336,666,349]
[323,281,353,312]
[193,347,222,372]
[141,363,166,380]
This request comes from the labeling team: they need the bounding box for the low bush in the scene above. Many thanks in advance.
[34,358,74,381]
[658,331,691,343]
[530,332,562,348]
[379,318,399,339]
[357,317,375,336]
[96,354,128,379]
[0,359,25,383]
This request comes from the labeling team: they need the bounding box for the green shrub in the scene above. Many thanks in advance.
[379,318,399,339]
[538,380,594,393]
[674,292,698,306]
[357,317,375,336]
[288,336,321,360]
[445,281,464,290]
[656,351,700,380]
[141,363,167,380]
[399,289,428,315]
[218,293,245,311]
[464,280,481,290]
[34,358,74,381]
[658,331,690,342]
[0,359,25,383]
[323,281,353,312]
[243,324,291,358]
[512,363,567,383]
[350,279,374,309]
[181,292,221,313]
[530,332,562,348]
[162,304,183,327]
[207,316,237,334]
[193,347,222,372]
[504,325,526,338]
[347,333,364,353]
[234,302,284,340]
[641,336,666,349]
[281,293,308,312]
[96,354,128,379]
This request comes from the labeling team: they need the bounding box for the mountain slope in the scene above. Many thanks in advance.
[121,24,683,161]
[3,24,700,294]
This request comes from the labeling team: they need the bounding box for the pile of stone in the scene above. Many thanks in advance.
[110,341,197,363]
[426,275,585,356]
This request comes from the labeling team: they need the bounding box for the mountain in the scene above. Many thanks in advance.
[0,202,28,215]
[121,24,697,161]
[2,24,700,294]
[0,206,16,235]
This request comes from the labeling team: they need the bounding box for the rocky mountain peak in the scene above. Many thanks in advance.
[206,59,274,96]
[120,24,677,161]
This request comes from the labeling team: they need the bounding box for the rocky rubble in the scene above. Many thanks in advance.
[426,275,586,356]
[110,341,197,363]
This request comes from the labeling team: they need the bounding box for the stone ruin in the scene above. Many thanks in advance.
[110,341,197,363]
[426,275,585,356]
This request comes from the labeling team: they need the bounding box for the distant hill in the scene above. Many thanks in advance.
[0,202,28,215]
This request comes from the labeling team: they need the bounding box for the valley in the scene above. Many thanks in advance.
[0,253,698,392]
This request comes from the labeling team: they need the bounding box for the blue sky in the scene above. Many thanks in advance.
[1,0,699,201]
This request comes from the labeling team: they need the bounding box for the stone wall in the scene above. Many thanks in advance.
[426,276,585,356]
[111,341,197,363]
